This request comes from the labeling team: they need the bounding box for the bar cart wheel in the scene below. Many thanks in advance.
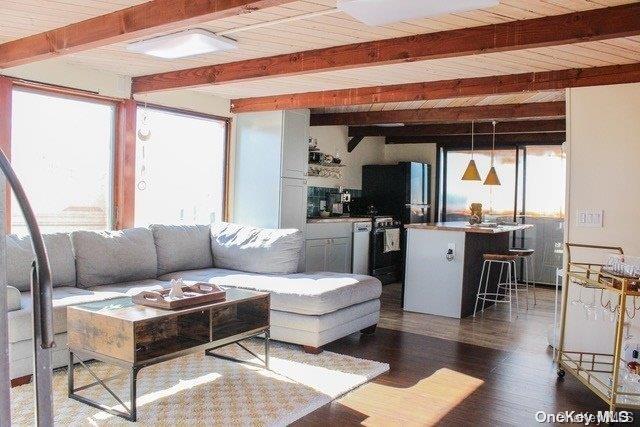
[557,369,565,379]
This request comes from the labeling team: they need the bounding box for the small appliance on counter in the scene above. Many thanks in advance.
[325,187,352,216]
[369,216,402,285]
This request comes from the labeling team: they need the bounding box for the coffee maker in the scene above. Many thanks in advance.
[326,188,352,216]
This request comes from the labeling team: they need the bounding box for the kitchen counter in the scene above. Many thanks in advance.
[405,221,533,233]
[307,217,371,223]
[404,221,535,318]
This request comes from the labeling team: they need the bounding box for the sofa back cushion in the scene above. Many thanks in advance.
[210,222,303,274]
[71,228,158,287]
[6,233,76,291]
[149,224,213,275]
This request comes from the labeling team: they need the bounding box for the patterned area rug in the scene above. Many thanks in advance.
[10,340,389,426]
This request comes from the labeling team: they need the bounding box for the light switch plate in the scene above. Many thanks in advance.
[577,209,604,228]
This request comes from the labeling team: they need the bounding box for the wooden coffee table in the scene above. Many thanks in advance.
[66,288,270,421]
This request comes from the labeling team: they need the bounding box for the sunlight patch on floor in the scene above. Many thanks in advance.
[339,368,484,426]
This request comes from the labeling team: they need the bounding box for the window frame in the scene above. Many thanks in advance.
[9,83,119,233]
[2,78,233,232]
[133,103,232,225]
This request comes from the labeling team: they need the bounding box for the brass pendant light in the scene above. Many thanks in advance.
[483,121,501,186]
[461,120,481,181]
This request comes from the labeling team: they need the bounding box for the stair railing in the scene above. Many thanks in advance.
[0,147,55,426]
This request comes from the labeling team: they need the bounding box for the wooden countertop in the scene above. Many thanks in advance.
[307,217,372,224]
[405,221,533,234]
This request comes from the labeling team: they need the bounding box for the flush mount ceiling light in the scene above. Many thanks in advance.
[127,29,238,59]
[337,0,499,26]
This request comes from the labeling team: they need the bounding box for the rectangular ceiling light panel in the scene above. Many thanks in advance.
[337,0,499,26]
[127,29,238,59]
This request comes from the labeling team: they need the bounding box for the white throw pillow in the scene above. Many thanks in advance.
[210,222,303,274]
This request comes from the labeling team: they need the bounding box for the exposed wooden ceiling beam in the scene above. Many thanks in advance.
[132,3,640,93]
[386,133,566,145]
[311,102,565,127]
[0,0,296,69]
[349,119,566,137]
[231,63,640,112]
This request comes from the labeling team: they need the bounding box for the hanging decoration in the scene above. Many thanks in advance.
[483,120,501,186]
[137,103,152,142]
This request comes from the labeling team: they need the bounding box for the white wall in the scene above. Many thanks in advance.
[563,82,640,353]
[308,126,385,189]
[3,60,131,98]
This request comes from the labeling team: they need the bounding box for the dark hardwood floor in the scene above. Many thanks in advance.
[295,284,624,426]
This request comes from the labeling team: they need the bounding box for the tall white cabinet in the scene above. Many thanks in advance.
[233,109,309,233]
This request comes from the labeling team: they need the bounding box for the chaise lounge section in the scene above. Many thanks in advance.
[6,223,381,380]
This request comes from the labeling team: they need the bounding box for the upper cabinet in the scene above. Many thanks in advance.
[233,110,310,231]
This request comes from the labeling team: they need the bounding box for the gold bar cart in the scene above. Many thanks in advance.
[556,243,640,411]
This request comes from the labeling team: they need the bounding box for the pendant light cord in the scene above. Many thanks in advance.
[491,120,496,165]
[471,120,475,159]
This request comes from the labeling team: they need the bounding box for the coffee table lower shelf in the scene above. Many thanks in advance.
[68,327,270,422]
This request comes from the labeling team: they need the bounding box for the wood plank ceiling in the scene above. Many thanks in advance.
[1,0,639,124]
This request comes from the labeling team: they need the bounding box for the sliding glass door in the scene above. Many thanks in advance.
[441,144,566,284]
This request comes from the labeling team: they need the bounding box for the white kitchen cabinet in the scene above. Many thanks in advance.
[305,222,353,273]
[304,237,352,273]
[279,177,307,230]
[233,109,309,232]
[305,239,327,271]
[327,237,351,273]
[281,110,309,180]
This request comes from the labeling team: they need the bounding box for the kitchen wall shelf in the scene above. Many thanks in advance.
[308,163,344,179]
[308,163,346,169]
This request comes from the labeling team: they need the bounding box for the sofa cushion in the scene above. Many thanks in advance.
[6,233,76,291]
[210,222,303,274]
[7,286,21,312]
[150,224,213,276]
[72,228,158,287]
[7,286,125,343]
[159,268,382,316]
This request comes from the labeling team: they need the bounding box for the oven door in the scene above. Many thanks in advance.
[370,227,402,284]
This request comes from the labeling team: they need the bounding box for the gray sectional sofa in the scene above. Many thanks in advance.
[5,222,381,380]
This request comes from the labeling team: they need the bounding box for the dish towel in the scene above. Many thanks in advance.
[383,228,401,253]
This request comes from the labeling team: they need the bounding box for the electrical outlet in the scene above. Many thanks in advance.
[577,209,603,228]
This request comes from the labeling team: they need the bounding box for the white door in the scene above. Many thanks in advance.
[326,237,352,273]
[281,110,309,180]
[305,239,327,271]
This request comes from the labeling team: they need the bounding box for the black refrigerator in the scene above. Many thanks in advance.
[361,162,431,296]
[361,162,431,224]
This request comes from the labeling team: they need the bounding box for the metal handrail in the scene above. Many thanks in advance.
[0,148,54,425]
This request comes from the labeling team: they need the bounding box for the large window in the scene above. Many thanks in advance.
[10,88,116,234]
[134,106,227,226]
[441,144,566,284]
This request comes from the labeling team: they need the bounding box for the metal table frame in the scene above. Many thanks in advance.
[68,327,270,422]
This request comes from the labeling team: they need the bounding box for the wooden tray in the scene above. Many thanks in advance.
[132,283,226,310]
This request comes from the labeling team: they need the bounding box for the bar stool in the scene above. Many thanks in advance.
[509,248,536,307]
[473,253,520,321]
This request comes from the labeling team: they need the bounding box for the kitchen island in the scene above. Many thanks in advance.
[403,222,533,318]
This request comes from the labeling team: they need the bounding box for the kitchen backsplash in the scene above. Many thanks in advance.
[307,186,362,218]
